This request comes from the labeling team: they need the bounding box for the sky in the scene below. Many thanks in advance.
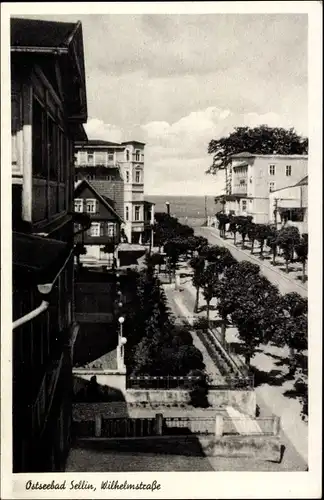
[15,13,308,195]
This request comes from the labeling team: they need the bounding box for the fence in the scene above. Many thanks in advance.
[73,414,280,439]
[101,417,156,438]
[164,416,215,435]
[126,375,204,390]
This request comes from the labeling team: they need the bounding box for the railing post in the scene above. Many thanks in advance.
[273,416,281,436]
[214,414,224,437]
[95,414,102,437]
[155,413,163,436]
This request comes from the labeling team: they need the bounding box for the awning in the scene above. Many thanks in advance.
[13,232,72,286]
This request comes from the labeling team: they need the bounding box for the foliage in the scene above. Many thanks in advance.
[294,354,308,422]
[255,224,272,258]
[236,216,253,248]
[247,222,258,254]
[266,227,279,264]
[276,226,301,272]
[295,233,308,282]
[206,125,308,176]
[272,292,308,371]
[125,269,206,381]
[215,212,231,238]
[230,273,282,365]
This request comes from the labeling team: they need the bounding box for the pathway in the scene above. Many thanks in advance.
[174,274,308,465]
[163,285,224,384]
[194,226,307,297]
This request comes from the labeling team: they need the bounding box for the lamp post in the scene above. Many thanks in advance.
[118,316,126,370]
[165,201,170,216]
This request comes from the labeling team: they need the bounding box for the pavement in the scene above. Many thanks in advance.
[171,267,308,467]
[194,226,307,298]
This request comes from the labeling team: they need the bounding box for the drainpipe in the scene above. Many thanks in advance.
[13,300,49,330]
[13,249,74,330]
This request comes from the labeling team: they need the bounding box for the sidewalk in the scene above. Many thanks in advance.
[174,274,308,465]
[195,227,307,298]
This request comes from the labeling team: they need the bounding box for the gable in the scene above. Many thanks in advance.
[74,180,123,222]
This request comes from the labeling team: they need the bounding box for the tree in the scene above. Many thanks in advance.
[164,239,182,283]
[190,255,206,313]
[273,292,308,374]
[247,222,258,254]
[276,226,301,273]
[266,227,279,265]
[229,217,239,245]
[236,216,253,249]
[206,126,308,193]
[216,212,230,238]
[201,264,219,323]
[295,233,308,283]
[230,274,282,366]
[255,224,271,259]
[216,261,261,345]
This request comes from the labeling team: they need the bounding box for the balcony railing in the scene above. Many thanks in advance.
[232,185,247,195]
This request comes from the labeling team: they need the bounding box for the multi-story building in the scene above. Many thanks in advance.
[215,153,308,224]
[11,17,88,472]
[269,175,308,234]
[74,179,123,266]
[74,139,151,244]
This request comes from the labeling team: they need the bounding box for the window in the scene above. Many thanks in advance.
[86,199,97,213]
[269,182,276,192]
[87,153,94,165]
[108,154,114,162]
[74,199,83,213]
[90,222,100,237]
[135,150,140,161]
[126,150,130,161]
[286,165,292,176]
[239,179,246,185]
[269,164,276,175]
[241,200,247,212]
[134,205,140,221]
[107,223,115,237]
[135,170,141,183]
[79,151,87,165]
[86,174,94,181]
[125,171,130,183]
[125,206,129,220]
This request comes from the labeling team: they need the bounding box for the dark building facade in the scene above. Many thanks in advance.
[74,179,123,265]
[11,18,88,472]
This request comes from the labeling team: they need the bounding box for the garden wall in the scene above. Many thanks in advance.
[125,389,256,416]
[73,370,127,394]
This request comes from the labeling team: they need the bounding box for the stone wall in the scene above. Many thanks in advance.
[125,389,256,416]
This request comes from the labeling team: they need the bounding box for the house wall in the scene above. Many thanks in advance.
[12,64,75,230]
[11,46,83,472]
[229,156,308,223]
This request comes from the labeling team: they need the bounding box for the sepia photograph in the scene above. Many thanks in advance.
[1,2,322,499]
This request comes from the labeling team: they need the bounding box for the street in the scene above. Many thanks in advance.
[194,227,308,298]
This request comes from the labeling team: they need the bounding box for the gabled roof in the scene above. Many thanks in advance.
[75,139,124,148]
[294,175,308,186]
[11,18,87,123]
[11,18,79,49]
[271,175,308,193]
[230,152,254,158]
[74,179,124,223]
[121,140,146,146]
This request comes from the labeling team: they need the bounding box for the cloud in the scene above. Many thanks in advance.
[84,119,123,143]
[84,106,307,196]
